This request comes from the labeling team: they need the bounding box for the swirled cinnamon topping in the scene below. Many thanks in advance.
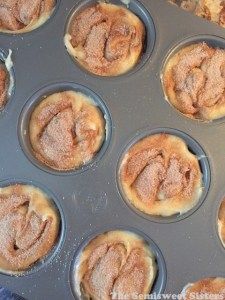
[169,0,225,28]
[163,42,225,121]
[76,230,157,300]
[64,3,145,76]
[119,134,203,217]
[182,278,225,300]
[0,0,55,33]
[0,184,59,272]
[0,65,8,109]
[218,198,225,248]
[29,91,105,171]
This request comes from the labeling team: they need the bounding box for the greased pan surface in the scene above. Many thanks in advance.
[0,0,225,299]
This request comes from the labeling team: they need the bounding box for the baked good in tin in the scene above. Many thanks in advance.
[182,277,225,300]
[75,230,157,300]
[119,134,202,217]
[0,0,55,33]
[64,2,145,76]
[218,197,225,248]
[29,91,105,171]
[163,42,225,121]
[169,0,225,28]
[0,184,59,272]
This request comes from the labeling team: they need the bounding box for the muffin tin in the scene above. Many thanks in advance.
[1,0,225,299]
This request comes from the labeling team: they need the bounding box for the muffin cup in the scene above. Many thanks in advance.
[161,35,225,123]
[70,226,167,299]
[0,178,65,276]
[18,82,112,176]
[117,127,211,223]
[64,0,156,77]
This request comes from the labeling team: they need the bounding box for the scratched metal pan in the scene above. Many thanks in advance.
[0,0,225,299]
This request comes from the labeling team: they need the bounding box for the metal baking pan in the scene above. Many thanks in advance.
[0,0,225,299]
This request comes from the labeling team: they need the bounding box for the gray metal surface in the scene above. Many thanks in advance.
[0,0,225,299]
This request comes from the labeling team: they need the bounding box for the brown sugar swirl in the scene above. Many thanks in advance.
[64,2,145,76]
[0,184,59,273]
[182,278,225,300]
[119,134,203,217]
[163,42,225,121]
[0,0,55,33]
[75,230,157,300]
[29,91,105,171]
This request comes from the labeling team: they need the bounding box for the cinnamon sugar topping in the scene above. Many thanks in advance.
[65,3,145,76]
[133,154,166,203]
[132,153,195,203]
[40,108,75,166]
[169,0,225,28]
